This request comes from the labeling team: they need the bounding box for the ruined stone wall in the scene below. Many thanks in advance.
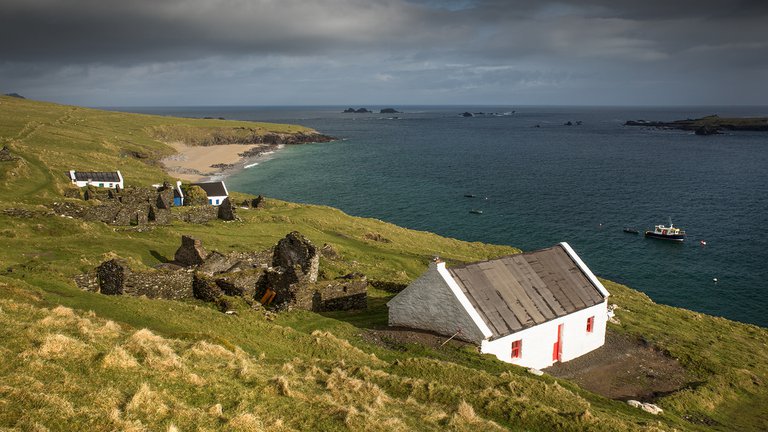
[290,278,368,312]
[123,270,194,300]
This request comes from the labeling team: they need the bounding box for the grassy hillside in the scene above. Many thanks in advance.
[1,96,767,431]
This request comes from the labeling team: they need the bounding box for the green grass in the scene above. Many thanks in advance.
[1,96,767,431]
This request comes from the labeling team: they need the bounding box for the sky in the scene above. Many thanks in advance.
[1,0,767,106]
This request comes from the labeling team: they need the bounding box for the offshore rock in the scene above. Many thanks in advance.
[695,125,721,136]
[174,235,208,266]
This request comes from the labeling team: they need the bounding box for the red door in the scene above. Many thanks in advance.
[552,324,564,362]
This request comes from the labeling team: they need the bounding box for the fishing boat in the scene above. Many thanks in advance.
[645,219,686,242]
[469,209,483,215]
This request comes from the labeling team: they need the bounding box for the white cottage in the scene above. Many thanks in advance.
[190,181,229,206]
[387,242,610,369]
[68,170,124,189]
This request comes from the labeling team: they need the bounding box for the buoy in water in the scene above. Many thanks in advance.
[713,278,718,283]
[700,240,707,246]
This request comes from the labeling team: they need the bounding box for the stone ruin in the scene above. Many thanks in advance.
[76,232,367,313]
[56,182,238,226]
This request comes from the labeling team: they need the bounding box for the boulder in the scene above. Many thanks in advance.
[627,400,663,415]
[97,259,131,295]
[217,197,236,221]
[272,231,319,283]
[174,235,208,266]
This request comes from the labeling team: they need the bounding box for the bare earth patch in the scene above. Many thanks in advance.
[365,327,690,402]
[545,329,691,401]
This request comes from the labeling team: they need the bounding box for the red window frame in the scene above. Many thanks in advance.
[511,339,522,359]
[586,316,595,333]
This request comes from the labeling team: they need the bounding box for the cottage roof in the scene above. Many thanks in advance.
[191,181,227,197]
[72,171,120,182]
[447,244,607,339]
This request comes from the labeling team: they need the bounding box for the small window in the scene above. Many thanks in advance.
[99,183,104,187]
[215,199,220,205]
[511,339,522,359]
[586,316,594,333]
[208,199,213,204]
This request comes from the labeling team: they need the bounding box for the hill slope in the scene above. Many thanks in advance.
[1,96,767,431]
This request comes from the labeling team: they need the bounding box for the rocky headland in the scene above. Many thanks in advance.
[625,114,768,135]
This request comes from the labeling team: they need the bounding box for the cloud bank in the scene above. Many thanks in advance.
[1,0,766,105]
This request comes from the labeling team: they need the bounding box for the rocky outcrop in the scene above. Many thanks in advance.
[695,125,720,136]
[174,235,208,266]
[380,108,401,114]
[343,108,372,113]
[625,115,768,133]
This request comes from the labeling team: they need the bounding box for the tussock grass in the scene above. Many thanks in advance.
[126,383,169,420]
[102,346,140,369]
[30,333,92,360]
[123,329,184,371]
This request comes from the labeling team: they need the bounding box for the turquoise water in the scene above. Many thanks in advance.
[123,106,768,327]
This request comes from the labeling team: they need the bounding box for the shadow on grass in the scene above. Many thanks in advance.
[319,294,390,330]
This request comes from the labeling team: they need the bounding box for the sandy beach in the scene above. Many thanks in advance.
[161,141,277,182]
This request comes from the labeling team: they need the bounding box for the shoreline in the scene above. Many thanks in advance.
[161,141,285,182]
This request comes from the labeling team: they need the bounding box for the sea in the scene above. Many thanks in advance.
[115,105,768,327]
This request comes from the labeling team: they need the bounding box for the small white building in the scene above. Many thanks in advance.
[191,181,229,206]
[387,242,610,370]
[68,170,124,189]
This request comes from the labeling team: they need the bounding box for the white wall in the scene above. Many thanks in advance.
[480,301,608,370]
[387,262,487,344]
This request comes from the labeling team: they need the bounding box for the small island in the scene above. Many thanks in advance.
[342,107,372,113]
[625,114,768,135]
[380,108,400,114]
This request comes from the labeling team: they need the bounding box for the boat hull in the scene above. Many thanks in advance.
[644,231,685,242]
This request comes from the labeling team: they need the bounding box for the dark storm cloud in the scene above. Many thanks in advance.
[1,0,766,105]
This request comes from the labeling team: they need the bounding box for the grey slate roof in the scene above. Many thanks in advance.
[447,245,606,339]
[72,171,120,182]
[191,181,227,197]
